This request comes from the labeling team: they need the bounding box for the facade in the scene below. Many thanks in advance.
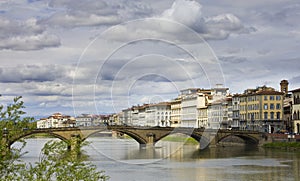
[283,96,293,132]
[37,113,76,128]
[145,102,171,127]
[121,103,171,127]
[291,88,300,134]
[207,97,232,129]
[198,106,208,128]
[170,98,182,127]
[180,88,209,128]
[121,108,133,125]
[232,94,241,129]
[75,114,93,127]
[239,86,284,132]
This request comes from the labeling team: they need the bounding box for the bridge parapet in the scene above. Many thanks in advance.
[2,126,268,155]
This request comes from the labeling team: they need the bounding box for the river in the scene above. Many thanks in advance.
[13,137,300,181]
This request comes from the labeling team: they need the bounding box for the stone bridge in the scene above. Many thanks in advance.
[1,126,268,154]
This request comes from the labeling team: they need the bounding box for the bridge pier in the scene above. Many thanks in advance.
[208,133,217,148]
[140,133,156,148]
[1,129,10,156]
[67,134,82,159]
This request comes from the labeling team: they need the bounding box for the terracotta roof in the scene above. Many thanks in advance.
[240,90,284,96]
[255,90,284,95]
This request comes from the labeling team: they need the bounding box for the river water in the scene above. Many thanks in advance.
[13,137,300,181]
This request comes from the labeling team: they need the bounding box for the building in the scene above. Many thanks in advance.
[283,96,293,132]
[180,88,209,128]
[232,94,241,129]
[207,97,232,129]
[170,98,182,127]
[198,106,208,128]
[37,113,76,128]
[75,114,93,127]
[120,108,133,126]
[145,102,171,127]
[239,86,284,132]
[291,88,300,134]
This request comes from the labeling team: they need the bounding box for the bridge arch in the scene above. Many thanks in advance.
[154,130,211,149]
[9,132,68,148]
[80,128,148,145]
[217,133,259,145]
[113,129,147,145]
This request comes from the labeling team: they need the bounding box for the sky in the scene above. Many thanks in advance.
[0,0,300,118]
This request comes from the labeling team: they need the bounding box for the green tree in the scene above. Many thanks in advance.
[22,140,109,181]
[0,96,32,179]
[0,95,109,180]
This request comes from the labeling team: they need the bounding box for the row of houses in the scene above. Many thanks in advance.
[117,80,300,134]
[36,80,300,134]
[37,113,116,128]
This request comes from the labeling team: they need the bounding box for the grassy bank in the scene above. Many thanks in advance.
[263,142,300,150]
[161,136,198,145]
[25,133,56,138]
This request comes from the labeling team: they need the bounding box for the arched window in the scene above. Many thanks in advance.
[270,112,274,120]
[264,112,268,120]
[276,112,281,120]
[298,111,300,120]
[294,111,298,120]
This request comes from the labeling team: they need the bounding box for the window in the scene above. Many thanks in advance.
[264,104,268,110]
[276,112,281,120]
[264,96,268,100]
[251,113,254,120]
[270,112,274,119]
[264,112,268,119]
[270,96,274,100]
[270,103,274,110]
[276,95,281,100]
[276,103,281,110]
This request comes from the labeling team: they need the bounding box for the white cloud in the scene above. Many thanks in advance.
[102,0,254,43]
[42,0,153,28]
[161,0,202,26]
[0,0,299,116]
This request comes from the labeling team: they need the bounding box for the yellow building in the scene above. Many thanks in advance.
[239,86,284,132]
[170,97,181,127]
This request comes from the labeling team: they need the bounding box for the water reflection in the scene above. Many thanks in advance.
[14,137,300,181]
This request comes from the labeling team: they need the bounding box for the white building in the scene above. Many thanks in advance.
[207,97,233,129]
[37,113,76,128]
[180,88,210,128]
[291,88,300,134]
[145,102,171,127]
[170,98,182,127]
[75,114,93,127]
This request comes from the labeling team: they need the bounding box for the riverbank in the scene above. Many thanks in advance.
[263,142,300,151]
[161,136,198,145]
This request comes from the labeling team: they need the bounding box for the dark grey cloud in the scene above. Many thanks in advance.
[0,17,60,51]
[139,74,171,82]
[219,56,248,64]
[0,64,70,83]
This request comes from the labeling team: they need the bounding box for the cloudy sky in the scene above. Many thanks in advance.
[0,0,299,118]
